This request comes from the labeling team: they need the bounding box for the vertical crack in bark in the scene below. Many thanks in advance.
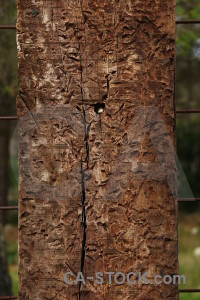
[99,114,102,131]
[19,92,38,126]
[114,0,117,27]
[78,35,89,300]
[78,159,87,300]
[107,75,110,93]
[80,0,86,24]
[79,42,90,168]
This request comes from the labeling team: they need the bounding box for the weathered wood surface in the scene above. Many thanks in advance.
[17,0,178,299]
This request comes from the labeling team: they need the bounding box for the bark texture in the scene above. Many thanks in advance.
[17,0,178,299]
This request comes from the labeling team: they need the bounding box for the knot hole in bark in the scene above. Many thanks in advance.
[94,103,105,115]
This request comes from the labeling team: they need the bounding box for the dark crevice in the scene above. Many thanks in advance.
[114,0,117,27]
[78,35,89,300]
[19,92,38,126]
[94,103,105,131]
[106,74,111,93]
[79,40,90,168]
[101,74,111,101]
[99,114,102,131]
[82,106,90,168]
[94,103,105,114]
[80,0,86,24]
[78,160,87,300]
[51,3,54,22]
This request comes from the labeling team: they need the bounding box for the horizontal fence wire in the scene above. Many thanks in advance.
[178,198,200,202]
[0,25,16,29]
[1,21,200,29]
[0,199,200,211]
[180,289,200,293]
[0,109,200,121]
[0,206,18,210]
[0,297,17,300]
[0,116,17,120]
[1,290,200,299]
[176,20,200,24]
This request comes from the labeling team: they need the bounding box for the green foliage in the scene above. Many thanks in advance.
[179,213,200,299]
[176,0,200,58]
[177,116,200,200]
[176,0,200,19]
[176,30,198,56]
[0,0,17,114]
[7,243,17,266]
[175,1,200,211]
[0,1,17,23]
[9,265,18,296]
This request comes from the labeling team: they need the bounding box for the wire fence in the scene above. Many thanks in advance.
[1,109,200,121]
[1,18,200,298]
[0,297,18,300]
[1,20,200,29]
[1,198,200,212]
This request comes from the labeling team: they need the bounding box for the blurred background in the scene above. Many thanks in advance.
[0,0,200,299]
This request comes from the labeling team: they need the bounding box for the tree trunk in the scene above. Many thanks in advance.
[17,1,178,299]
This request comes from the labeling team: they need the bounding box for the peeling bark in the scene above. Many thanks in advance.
[17,0,178,299]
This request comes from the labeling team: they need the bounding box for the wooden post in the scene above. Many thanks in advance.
[17,0,178,299]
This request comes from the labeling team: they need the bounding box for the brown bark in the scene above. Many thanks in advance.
[17,0,178,299]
